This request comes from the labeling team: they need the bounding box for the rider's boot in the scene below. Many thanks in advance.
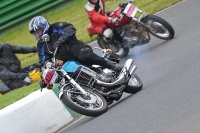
[105,59,122,73]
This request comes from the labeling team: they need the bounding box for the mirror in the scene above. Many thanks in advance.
[42,34,50,42]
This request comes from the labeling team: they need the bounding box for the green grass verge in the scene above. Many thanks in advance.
[0,83,39,109]
[0,0,182,109]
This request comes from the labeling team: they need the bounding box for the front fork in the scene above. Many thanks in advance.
[58,69,88,99]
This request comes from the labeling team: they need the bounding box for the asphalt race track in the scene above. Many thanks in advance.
[59,0,200,132]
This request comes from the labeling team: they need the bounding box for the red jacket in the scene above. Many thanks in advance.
[85,0,109,25]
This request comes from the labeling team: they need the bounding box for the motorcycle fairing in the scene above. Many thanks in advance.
[62,60,83,73]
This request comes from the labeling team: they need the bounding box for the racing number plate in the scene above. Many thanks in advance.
[123,3,138,18]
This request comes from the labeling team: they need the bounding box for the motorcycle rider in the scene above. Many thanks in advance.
[0,43,37,91]
[28,16,121,87]
[85,0,117,42]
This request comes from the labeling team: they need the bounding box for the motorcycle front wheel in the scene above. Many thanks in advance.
[61,85,108,117]
[123,74,143,94]
[97,35,129,58]
[142,15,174,40]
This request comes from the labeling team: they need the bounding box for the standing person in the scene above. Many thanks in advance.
[0,43,37,91]
[85,0,117,42]
[28,16,121,78]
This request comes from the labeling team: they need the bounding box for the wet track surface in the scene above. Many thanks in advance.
[59,0,200,132]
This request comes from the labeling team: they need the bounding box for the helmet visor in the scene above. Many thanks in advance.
[32,29,43,41]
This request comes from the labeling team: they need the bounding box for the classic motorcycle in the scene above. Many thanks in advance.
[40,34,143,116]
[87,0,175,57]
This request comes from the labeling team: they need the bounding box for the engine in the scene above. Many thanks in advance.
[116,22,150,48]
[98,68,115,83]
[73,66,97,87]
[129,22,150,44]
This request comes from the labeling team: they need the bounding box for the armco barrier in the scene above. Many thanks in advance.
[0,0,66,32]
[0,88,79,133]
[0,1,17,10]
[0,1,50,25]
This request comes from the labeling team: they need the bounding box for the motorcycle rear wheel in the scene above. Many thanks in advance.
[142,14,174,40]
[123,74,143,94]
[97,35,129,58]
[61,85,108,117]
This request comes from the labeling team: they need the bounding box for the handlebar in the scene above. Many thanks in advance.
[51,46,59,66]
[53,47,58,57]
[112,18,119,25]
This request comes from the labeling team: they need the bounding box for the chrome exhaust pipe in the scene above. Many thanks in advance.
[96,59,134,86]
[129,65,137,76]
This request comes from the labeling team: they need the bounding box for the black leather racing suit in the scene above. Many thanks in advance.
[0,43,37,90]
[37,22,114,68]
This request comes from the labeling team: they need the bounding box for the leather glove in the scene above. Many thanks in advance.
[29,65,35,71]
[24,76,32,83]
[35,62,42,68]
[17,73,28,80]
[108,17,119,25]
[54,40,63,48]
[56,60,63,67]
[29,62,42,71]
[32,46,37,52]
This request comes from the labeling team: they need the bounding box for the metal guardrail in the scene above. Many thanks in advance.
[0,0,65,32]
[0,1,17,10]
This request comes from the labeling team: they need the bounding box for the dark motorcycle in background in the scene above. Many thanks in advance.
[87,0,175,57]
[40,34,143,117]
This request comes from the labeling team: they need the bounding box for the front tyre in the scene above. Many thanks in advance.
[61,85,108,117]
[142,15,174,40]
[123,74,143,94]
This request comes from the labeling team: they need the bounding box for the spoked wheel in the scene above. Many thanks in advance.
[142,15,174,40]
[97,35,129,58]
[123,74,143,94]
[61,85,108,117]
